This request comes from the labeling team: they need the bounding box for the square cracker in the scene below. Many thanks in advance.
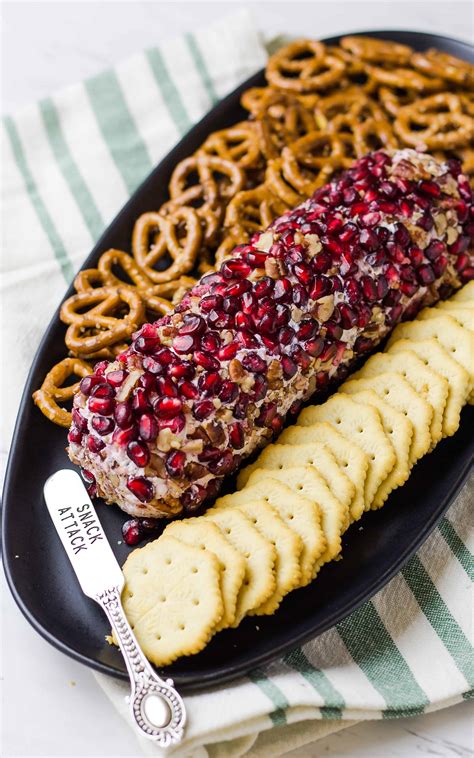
[278,422,369,522]
[386,315,474,400]
[343,389,413,508]
[450,281,474,303]
[163,518,245,630]
[388,338,470,437]
[352,351,448,447]
[216,480,325,588]
[420,305,474,333]
[247,466,347,571]
[231,499,302,615]
[120,535,223,666]
[205,508,276,625]
[298,395,396,510]
[237,441,354,530]
[340,373,432,465]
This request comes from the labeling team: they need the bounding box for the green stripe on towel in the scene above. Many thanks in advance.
[39,98,105,242]
[284,648,345,718]
[3,116,75,284]
[146,48,192,135]
[337,602,429,716]
[85,70,152,194]
[248,669,288,726]
[185,33,219,105]
[438,518,474,580]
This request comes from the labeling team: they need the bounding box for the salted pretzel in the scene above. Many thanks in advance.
[252,89,316,159]
[266,39,345,93]
[340,36,412,65]
[132,207,202,283]
[60,286,145,355]
[33,357,93,427]
[214,230,244,269]
[169,155,245,205]
[412,48,474,87]
[198,122,263,169]
[147,276,197,305]
[328,47,378,94]
[394,93,474,150]
[366,63,444,92]
[224,184,287,238]
[277,131,345,199]
[74,268,108,292]
[378,86,418,118]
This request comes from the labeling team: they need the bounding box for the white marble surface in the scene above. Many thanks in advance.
[1,2,473,756]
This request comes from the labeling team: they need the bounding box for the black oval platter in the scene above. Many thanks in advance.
[2,30,474,692]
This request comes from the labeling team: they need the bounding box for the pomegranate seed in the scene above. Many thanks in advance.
[433,255,448,277]
[254,277,274,298]
[417,264,435,285]
[180,314,205,336]
[88,435,105,453]
[357,303,372,327]
[297,320,317,340]
[325,321,343,340]
[127,477,154,503]
[252,374,268,401]
[339,222,358,243]
[279,326,295,345]
[201,294,223,312]
[292,284,308,308]
[293,262,313,286]
[201,332,221,352]
[127,440,150,468]
[180,484,207,512]
[91,383,114,399]
[68,427,83,444]
[209,449,234,475]
[383,289,401,307]
[400,265,417,283]
[353,336,373,353]
[221,259,251,279]
[194,351,219,371]
[229,422,244,449]
[417,213,434,231]
[455,253,469,272]
[93,360,108,376]
[387,304,403,325]
[400,280,418,296]
[199,372,222,396]
[142,356,162,374]
[319,342,337,362]
[460,266,474,281]
[131,388,149,413]
[79,375,103,395]
[134,336,160,354]
[305,337,324,357]
[418,180,441,197]
[166,450,186,477]
[237,330,258,348]
[122,519,142,546]
[282,355,298,379]
[139,413,158,442]
[72,408,88,432]
[219,380,239,403]
[225,280,251,298]
[245,250,268,267]
[256,402,277,427]
[157,376,178,397]
[359,228,379,250]
[242,353,267,373]
[179,380,198,401]
[361,275,377,302]
[290,345,311,370]
[158,414,185,434]
[312,250,332,273]
[343,187,359,205]
[339,303,358,329]
[376,276,388,299]
[234,393,250,419]
[106,370,128,387]
[91,415,114,435]
[88,396,114,415]
[112,426,136,446]
[155,396,182,418]
[218,342,238,361]
[360,211,381,228]
[155,347,175,365]
[81,469,95,485]
[450,235,470,256]
[425,241,445,261]
[173,334,195,354]
[169,361,194,379]
[273,278,293,302]
[193,400,214,420]
[310,275,331,301]
[408,246,425,267]
[241,291,257,313]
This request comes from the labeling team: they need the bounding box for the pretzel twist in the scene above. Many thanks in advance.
[33,357,93,427]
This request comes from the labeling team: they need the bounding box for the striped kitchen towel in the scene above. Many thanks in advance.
[2,10,473,758]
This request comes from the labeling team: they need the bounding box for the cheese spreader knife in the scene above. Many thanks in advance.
[43,469,186,747]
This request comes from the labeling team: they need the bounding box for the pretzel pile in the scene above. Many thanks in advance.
[34,36,474,427]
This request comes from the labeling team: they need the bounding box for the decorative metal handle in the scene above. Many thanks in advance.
[96,586,186,747]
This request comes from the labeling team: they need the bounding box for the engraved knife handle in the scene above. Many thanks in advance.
[96,586,186,746]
